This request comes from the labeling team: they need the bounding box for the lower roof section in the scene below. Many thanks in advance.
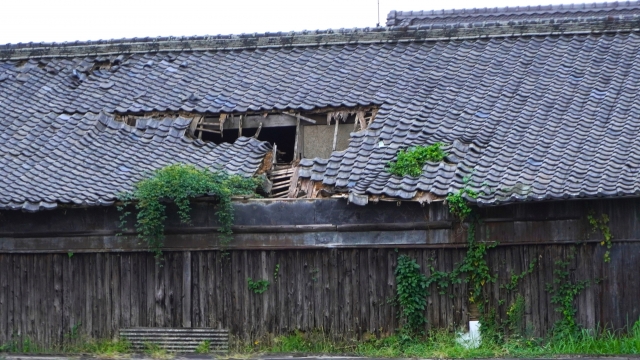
[0,112,271,211]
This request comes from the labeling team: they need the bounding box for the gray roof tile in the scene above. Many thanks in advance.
[0,112,271,211]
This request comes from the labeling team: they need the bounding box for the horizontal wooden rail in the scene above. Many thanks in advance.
[0,221,452,238]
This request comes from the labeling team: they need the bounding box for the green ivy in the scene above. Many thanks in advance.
[545,257,590,336]
[501,260,537,292]
[505,294,526,337]
[118,164,261,258]
[423,220,496,303]
[587,211,613,262]
[446,187,479,222]
[387,143,447,177]
[247,278,270,294]
[394,255,429,335]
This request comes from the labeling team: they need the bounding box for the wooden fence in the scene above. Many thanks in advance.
[1,243,638,347]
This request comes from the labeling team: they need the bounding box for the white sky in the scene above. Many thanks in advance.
[2,0,573,44]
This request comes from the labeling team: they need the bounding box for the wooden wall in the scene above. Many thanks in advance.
[1,243,639,347]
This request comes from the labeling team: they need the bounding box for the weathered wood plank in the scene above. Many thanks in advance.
[182,252,192,327]
[0,255,8,344]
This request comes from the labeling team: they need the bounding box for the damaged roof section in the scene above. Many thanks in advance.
[298,31,640,206]
[0,112,271,211]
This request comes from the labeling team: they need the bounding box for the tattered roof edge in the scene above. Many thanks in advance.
[2,15,640,60]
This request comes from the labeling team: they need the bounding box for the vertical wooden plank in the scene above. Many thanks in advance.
[61,255,71,343]
[330,249,338,338]
[277,250,284,334]
[388,249,397,333]
[261,251,269,335]
[231,251,241,335]
[20,255,28,343]
[360,249,369,336]
[322,250,330,333]
[182,252,192,327]
[120,255,131,328]
[154,258,164,327]
[221,252,230,330]
[145,255,154,327]
[111,254,121,333]
[129,253,140,327]
[0,255,8,345]
[93,254,103,339]
[522,246,534,336]
[173,252,184,327]
[242,251,251,337]
[301,251,309,333]
[312,250,322,330]
[197,252,207,327]
[103,253,113,337]
[212,252,223,329]
[32,255,41,344]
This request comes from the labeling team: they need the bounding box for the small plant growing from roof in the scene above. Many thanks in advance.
[118,164,261,258]
[387,142,447,177]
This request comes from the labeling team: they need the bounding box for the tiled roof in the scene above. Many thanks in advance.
[299,31,640,205]
[0,112,271,211]
[387,1,640,26]
[1,7,640,207]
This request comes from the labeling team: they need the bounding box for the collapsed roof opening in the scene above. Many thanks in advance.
[114,107,378,198]
[201,126,297,163]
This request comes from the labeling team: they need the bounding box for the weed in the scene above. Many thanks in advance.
[247,277,270,294]
[143,342,171,359]
[387,143,447,177]
[505,294,526,337]
[195,340,211,354]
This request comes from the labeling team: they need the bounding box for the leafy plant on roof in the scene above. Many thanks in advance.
[387,142,447,177]
[118,164,261,259]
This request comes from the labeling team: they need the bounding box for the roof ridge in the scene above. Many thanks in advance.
[2,15,640,60]
[390,0,640,19]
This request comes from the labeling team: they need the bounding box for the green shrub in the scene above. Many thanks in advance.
[119,164,261,258]
[387,143,447,177]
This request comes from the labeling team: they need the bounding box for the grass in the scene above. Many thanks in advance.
[234,321,640,358]
[2,322,639,358]
[143,343,171,359]
[0,338,132,357]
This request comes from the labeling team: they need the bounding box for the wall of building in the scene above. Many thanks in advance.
[0,198,639,347]
[302,124,352,159]
[0,243,636,347]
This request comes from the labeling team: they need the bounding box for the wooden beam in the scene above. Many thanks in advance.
[280,112,316,124]
[293,114,301,161]
[253,122,263,139]
[224,114,298,129]
[238,114,243,137]
[195,127,221,134]
[332,115,339,151]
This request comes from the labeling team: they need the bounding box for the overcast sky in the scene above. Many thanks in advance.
[2,0,573,44]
